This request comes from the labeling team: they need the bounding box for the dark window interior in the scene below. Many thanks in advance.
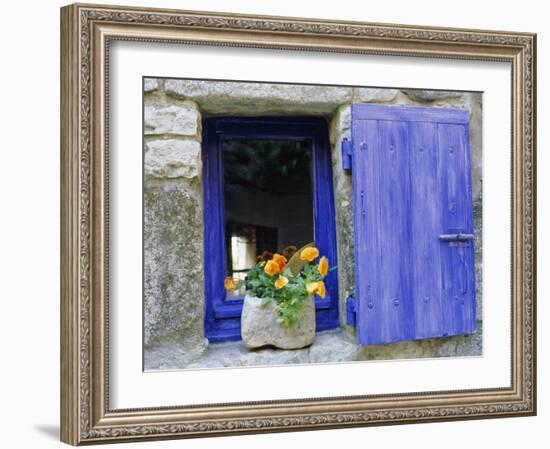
[222,139,314,294]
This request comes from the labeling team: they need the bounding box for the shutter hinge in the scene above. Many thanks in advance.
[346,295,356,326]
[341,138,352,171]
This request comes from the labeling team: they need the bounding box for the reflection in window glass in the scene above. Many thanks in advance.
[223,139,314,297]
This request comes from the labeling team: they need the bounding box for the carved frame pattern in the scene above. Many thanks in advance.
[60,3,536,445]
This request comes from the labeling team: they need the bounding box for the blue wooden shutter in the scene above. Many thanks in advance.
[351,104,476,345]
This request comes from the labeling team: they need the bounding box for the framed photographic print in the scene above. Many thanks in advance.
[60,2,537,445]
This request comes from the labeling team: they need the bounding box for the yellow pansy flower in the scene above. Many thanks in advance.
[306,281,319,296]
[274,275,289,289]
[224,276,238,291]
[306,280,327,299]
[316,280,326,299]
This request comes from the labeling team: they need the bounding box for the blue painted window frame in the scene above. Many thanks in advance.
[202,116,339,343]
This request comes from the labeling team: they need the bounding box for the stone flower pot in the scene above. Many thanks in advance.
[241,294,315,350]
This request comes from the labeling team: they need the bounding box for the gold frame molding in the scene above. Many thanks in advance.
[60,2,537,445]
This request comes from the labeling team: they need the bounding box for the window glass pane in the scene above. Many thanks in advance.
[223,139,314,297]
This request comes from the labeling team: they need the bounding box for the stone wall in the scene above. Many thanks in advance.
[143,80,207,362]
[143,77,483,366]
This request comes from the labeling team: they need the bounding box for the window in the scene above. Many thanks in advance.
[203,117,339,342]
[349,104,476,345]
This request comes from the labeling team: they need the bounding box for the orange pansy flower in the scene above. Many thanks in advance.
[264,259,280,276]
[318,256,329,277]
[272,253,287,271]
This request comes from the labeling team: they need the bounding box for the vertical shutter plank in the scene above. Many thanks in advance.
[377,120,415,343]
[408,122,444,339]
[437,123,476,335]
[352,118,377,345]
[353,118,415,344]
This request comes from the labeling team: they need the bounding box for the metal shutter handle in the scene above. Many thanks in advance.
[438,233,474,241]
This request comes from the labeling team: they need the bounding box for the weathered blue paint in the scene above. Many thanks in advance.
[352,104,470,124]
[341,138,353,171]
[202,116,339,343]
[351,104,476,345]
[437,122,476,336]
[346,295,356,326]
[408,120,443,339]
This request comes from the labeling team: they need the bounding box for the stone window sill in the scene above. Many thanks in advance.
[144,324,482,371]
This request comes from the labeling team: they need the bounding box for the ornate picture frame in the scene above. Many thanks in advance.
[60,2,536,445]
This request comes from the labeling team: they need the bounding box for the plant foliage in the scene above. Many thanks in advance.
[225,244,334,329]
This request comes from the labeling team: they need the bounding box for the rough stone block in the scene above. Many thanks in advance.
[241,295,315,349]
[329,105,355,325]
[473,199,483,321]
[308,330,359,363]
[143,181,204,350]
[466,92,483,201]
[144,101,200,137]
[164,79,353,115]
[329,104,351,146]
[354,88,399,103]
[144,78,159,93]
[402,89,464,102]
[145,139,201,179]
[143,336,208,370]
